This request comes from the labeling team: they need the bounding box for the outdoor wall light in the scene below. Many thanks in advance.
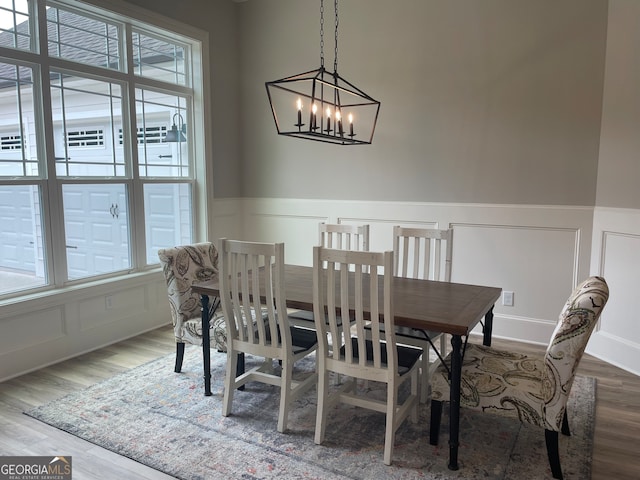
[164,113,187,143]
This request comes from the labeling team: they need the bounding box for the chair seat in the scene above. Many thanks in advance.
[182,312,227,351]
[290,325,318,353]
[261,317,318,354]
[340,338,422,376]
[431,343,546,425]
[288,309,346,327]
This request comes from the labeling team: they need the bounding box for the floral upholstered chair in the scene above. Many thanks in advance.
[158,242,227,373]
[429,276,609,480]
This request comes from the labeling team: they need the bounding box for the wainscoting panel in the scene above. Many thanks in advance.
[0,306,66,355]
[452,224,580,321]
[241,198,595,346]
[78,285,149,331]
[209,198,244,245]
[4,199,636,381]
[589,207,640,375]
[0,272,171,382]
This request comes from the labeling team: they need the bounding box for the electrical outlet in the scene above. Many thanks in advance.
[502,291,514,307]
[105,295,114,309]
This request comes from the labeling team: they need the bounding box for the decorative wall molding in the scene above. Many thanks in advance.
[2,200,637,381]
[242,197,594,348]
[0,270,169,382]
[588,207,640,375]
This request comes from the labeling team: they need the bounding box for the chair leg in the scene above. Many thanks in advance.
[222,351,238,417]
[277,358,293,433]
[439,334,447,358]
[410,368,419,423]
[383,382,399,465]
[174,342,185,373]
[545,429,564,480]
[314,368,330,445]
[429,400,443,445]
[561,409,570,436]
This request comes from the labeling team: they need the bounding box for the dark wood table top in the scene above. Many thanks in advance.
[192,264,502,337]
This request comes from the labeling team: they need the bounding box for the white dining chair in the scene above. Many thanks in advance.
[312,246,421,465]
[289,221,370,328]
[218,238,318,433]
[394,226,452,402]
[366,226,453,403]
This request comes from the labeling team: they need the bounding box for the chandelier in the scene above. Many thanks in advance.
[265,0,380,145]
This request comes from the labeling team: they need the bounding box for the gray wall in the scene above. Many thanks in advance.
[596,0,640,210]
[128,0,640,210]
[238,0,608,205]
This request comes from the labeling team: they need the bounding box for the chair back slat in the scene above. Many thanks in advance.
[393,226,453,281]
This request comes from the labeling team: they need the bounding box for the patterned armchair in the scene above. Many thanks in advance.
[158,242,227,373]
[430,276,609,480]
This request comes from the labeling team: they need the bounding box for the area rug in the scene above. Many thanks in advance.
[25,346,595,480]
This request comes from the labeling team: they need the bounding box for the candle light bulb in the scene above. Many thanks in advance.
[311,103,318,130]
[296,98,302,127]
[348,113,354,137]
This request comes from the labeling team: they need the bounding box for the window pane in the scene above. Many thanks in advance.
[0,61,39,177]
[0,0,32,51]
[135,88,190,177]
[50,71,125,177]
[0,184,47,294]
[46,5,121,70]
[132,29,186,86]
[144,183,192,264]
[63,183,130,280]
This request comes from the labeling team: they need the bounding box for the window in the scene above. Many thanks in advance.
[0,0,31,50]
[0,0,205,298]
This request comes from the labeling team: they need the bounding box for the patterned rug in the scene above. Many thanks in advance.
[26,346,595,480]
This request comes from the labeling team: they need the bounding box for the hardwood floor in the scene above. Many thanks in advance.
[1,326,638,479]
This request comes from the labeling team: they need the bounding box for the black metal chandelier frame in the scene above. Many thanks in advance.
[265,0,380,145]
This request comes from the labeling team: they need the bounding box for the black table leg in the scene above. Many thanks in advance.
[483,306,494,346]
[448,334,462,470]
[201,293,212,396]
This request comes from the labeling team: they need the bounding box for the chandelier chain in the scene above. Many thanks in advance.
[319,0,324,68]
[334,0,339,72]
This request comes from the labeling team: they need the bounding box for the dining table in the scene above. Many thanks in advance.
[192,264,501,472]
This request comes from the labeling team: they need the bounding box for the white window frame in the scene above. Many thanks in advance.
[0,0,211,300]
